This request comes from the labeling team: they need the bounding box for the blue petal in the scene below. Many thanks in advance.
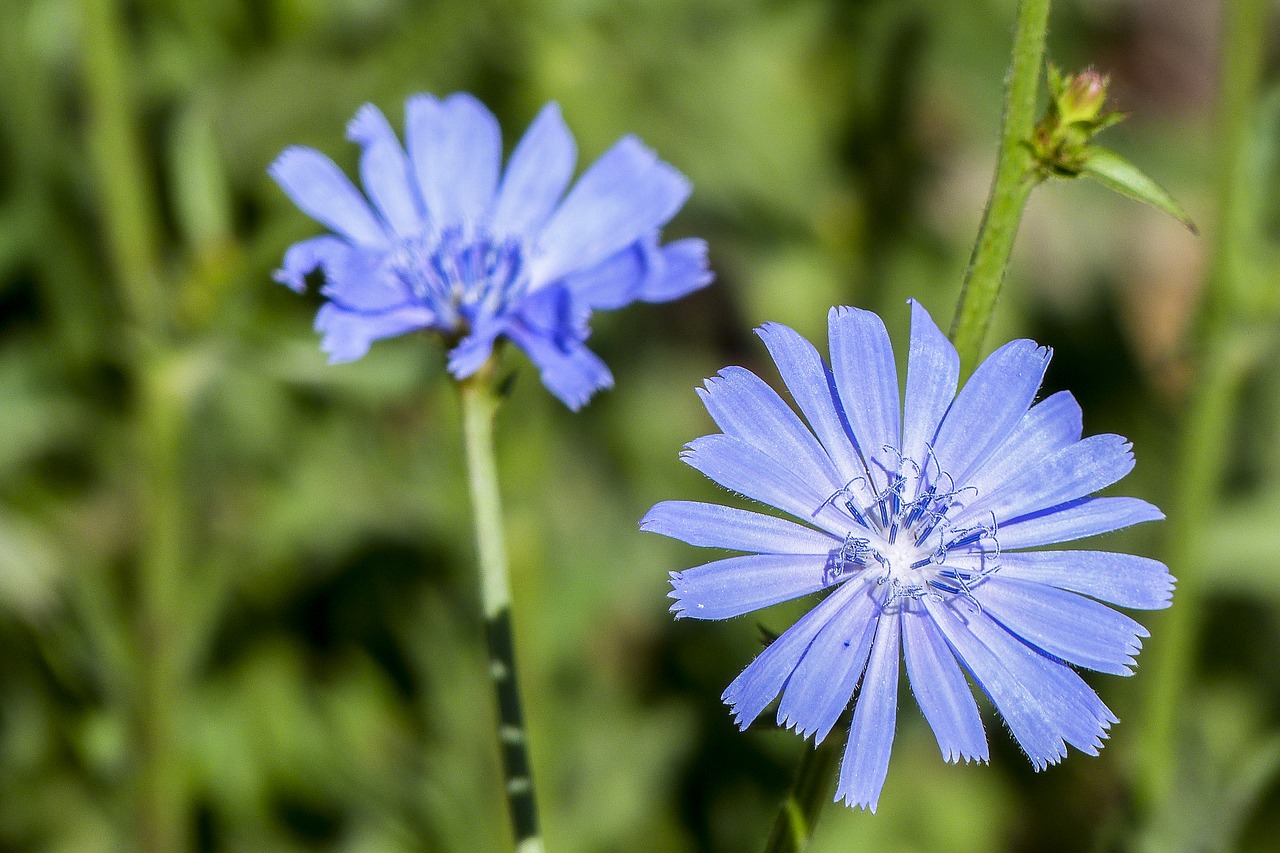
[836,610,901,812]
[698,366,845,496]
[668,553,832,620]
[776,581,878,744]
[274,235,351,293]
[987,550,1173,609]
[317,245,413,312]
[639,238,713,303]
[901,604,987,763]
[314,302,434,363]
[446,322,507,379]
[489,102,577,237]
[270,146,388,247]
[506,320,613,410]
[560,239,653,311]
[953,434,1135,528]
[963,390,1082,502]
[968,605,1119,753]
[722,581,862,729]
[933,339,1051,486]
[345,103,422,237]
[998,497,1164,549]
[564,236,712,310]
[901,299,959,467]
[406,93,502,229]
[828,306,901,489]
[977,577,1148,676]
[516,281,589,341]
[531,136,691,285]
[680,434,852,538]
[640,500,837,554]
[926,598,1116,768]
[924,599,1065,768]
[755,323,865,484]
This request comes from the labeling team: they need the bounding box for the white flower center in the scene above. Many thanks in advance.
[820,453,1001,607]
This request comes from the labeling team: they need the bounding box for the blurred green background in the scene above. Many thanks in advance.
[1,0,1278,850]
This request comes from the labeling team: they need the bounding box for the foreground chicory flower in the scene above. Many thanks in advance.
[641,300,1173,811]
[270,93,711,409]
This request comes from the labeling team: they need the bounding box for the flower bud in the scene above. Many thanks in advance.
[1056,69,1110,126]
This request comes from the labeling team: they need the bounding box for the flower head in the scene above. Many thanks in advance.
[641,301,1173,811]
[270,94,711,409]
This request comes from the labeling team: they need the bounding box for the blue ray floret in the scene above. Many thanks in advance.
[270,93,711,409]
[640,300,1174,811]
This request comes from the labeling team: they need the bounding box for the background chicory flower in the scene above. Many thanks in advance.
[270,93,711,409]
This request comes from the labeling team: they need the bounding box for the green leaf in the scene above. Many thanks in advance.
[1081,146,1198,233]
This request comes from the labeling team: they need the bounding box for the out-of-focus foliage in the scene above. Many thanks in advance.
[0,0,1277,851]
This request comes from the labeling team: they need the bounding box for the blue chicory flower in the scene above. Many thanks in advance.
[641,300,1173,811]
[270,93,711,409]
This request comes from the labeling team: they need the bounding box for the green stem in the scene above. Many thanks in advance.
[135,354,189,853]
[1137,0,1269,812]
[80,0,185,849]
[948,0,1052,376]
[762,737,842,853]
[80,0,165,336]
[458,363,545,853]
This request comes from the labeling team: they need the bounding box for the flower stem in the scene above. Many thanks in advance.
[1137,0,1269,812]
[134,354,190,853]
[458,363,545,853]
[762,737,842,853]
[80,0,165,335]
[81,0,186,849]
[948,0,1052,376]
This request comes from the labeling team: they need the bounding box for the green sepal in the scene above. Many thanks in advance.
[1081,147,1198,234]
[1046,61,1066,98]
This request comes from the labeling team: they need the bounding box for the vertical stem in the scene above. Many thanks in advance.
[80,0,185,849]
[80,0,165,335]
[135,356,189,853]
[762,737,841,853]
[458,364,545,853]
[1137,0,1269,811]
[948,0,1052,376]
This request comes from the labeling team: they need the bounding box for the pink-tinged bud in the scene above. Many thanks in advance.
[1057,69,1110,125]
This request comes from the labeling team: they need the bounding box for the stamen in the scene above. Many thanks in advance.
[944,512,1000,553]
[825,533,872,584]
[900,493,929,529]
[947,528,988,549]
[844,498,871,529]
[882,445,922,482]
[388,229,529,331]
[815,477,873,529]
[914,516,944,547]
[826,450,1001,611]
